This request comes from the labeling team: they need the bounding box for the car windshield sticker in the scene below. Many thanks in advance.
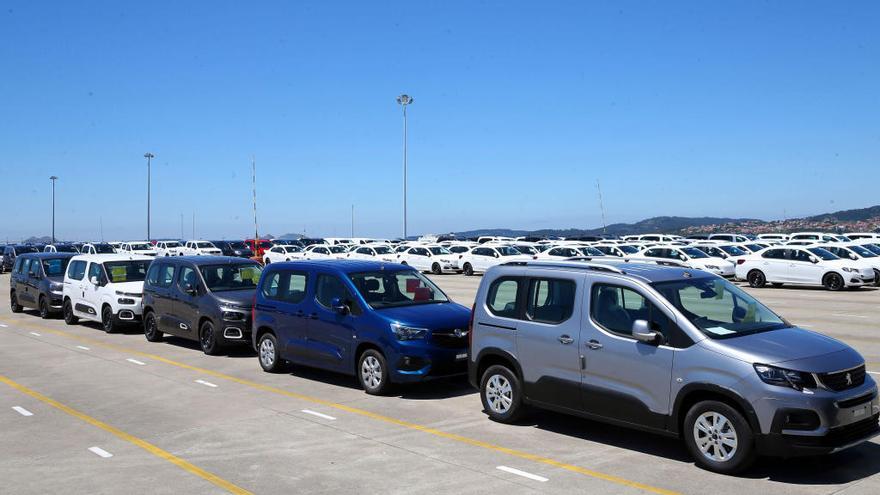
[704,326,735,335]
[110,266,127,281]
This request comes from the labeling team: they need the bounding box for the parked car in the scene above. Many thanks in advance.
[640,245,735,277]
[118,241,159,257]
[155,240,186,257]
[245,238,274,258]
[299,238,327,247]
[252,260,471,394]
[458,246,533,276]
[347,245,398,263]
[692,243,751,264]
[708,233,752,243]
[1,244,40,273]
[263,245,305,264]
[812,243,880,287]
[9,253,75,318]
[43,243,80,253]
[736,246,874,290]
[845,233,880,241]
[398,245,460,274]
[469,259,880,474]
[592,243,642,258]
[212,240,255,259]
[302,244,348,260]
[182,240,222,256]
[789,232,850,243]
[756,233,789,242]
[535,245,604,260]
[142,256,263,354]
[62,254,154,332]
[80,243,117,255]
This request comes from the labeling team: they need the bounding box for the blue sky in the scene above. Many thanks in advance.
[1,1,878,241]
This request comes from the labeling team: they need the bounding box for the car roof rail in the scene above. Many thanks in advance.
[621,257,689,268]
[501,258,627,274]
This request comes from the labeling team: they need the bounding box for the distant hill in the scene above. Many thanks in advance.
[806,205,880,222]
[453,216,757,239]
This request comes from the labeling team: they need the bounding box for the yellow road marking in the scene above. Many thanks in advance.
[3,318,679,495]
[0,374,252,495]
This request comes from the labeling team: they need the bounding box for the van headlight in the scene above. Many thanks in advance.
[391,323,428,341]
[50,282,63,294]
[222,310,246,322]
[705,265,719,270]
[754,364,816,391]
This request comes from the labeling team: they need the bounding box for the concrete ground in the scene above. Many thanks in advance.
[1,272,879,495]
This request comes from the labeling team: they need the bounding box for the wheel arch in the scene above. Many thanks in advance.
[671,383,761,436]
[474,348,524,388]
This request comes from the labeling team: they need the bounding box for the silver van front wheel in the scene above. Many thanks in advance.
[693,412,738,462]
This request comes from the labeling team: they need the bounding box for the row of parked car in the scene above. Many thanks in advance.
[5,248,879,474]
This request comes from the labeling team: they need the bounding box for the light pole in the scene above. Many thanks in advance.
[396,94,413,239]
[144,152,154,241]
[49,176,58,243]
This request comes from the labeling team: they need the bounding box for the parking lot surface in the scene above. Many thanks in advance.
[2,272,879,495]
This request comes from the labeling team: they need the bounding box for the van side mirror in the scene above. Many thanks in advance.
[632,320,660,345]
[809,256,819,264]
[90,276,100,286]
[330,297,350,315]
[184,283,198,295]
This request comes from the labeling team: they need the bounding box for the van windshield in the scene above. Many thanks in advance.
[103,260,151,283]
[349,270,449,309]
[652,277,789,339]
[200,264,262,292]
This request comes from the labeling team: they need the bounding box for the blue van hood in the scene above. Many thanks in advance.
[376,302,471,330]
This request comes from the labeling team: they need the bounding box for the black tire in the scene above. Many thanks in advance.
[463,263,474,276]
[874,269,880,287]
[480,365,524,423]
[10,291,23,313]
[683,400,755,474]
[358,349,391,395]
[823,272,845,291]
[101,306,116,333]
[264,258,271,265]
[143,311,163,342]
[199,320,222,355]
[431,263,442,275]
[257,332,284,373]
[63,299,78,324]
[39,296,50,319]
[746,270,766,288]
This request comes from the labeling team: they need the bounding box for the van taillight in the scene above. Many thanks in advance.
[737,259,745,265]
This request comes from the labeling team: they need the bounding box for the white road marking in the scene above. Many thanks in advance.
[496,466,548,482]
[868,371,880,376]
[0,324,8,327]
[832,313,868,319]
[194,379,218,388]
[29,332,41,336]
[88,446,113,458]
[301,409,336,421]
[12,406,33,417]
[125,358,146,366]
[76,345,90,351]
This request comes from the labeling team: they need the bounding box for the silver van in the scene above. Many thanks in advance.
[468,260,879,474]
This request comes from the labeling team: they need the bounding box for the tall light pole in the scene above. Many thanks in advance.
[144,152,154,241]
[49,176,58,243]
[396,94,413,239]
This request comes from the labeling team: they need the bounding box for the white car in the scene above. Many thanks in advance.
[845,233,880,241]
[118,241,158,257]
[691,243,751,264]
[323,238,353,246]
[639,245,735,277]
[61,254,153,332]
[535,245,604,260]
[182,240,222,256]
[736,242,771,254]
[398,245,460,274]
[81,243,118,255]
[812,243,880,286]
[707,233,751,243]
[43,244,80,253]
[592,243,643,258]
[458,245,532,276]
[347,245,398,263]
[107,241,123,253]
[263,245,305,264]
[302,244,348,260]
[736,246,874,290]
[155,240,186,257]
[637,234,684,243]
[756,233,789,242]
[789,232,850,243]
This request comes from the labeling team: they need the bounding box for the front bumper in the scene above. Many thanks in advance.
[388,343,469,383]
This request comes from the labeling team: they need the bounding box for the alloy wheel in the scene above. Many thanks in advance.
[693,411,738,463]
[361,355,382,390]
[259,338,275,368]
[485,374,513,414]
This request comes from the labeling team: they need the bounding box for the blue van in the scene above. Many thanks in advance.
[252,260,471,394]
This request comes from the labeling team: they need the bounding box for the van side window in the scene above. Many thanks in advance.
[591,284,692,348]
[487,277,521,318]
[19,258,31,275]
[526,278,575,324]
[262,270,308,304]
[178,266,197,289]
[67,260,87,280]
[315,274,362,315]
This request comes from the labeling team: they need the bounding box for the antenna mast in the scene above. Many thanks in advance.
[252,156,259,241]
[596,180,607,234]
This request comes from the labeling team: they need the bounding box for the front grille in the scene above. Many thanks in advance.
[837,392,876,409]
[826,415,880,447]
[819,365,866,391]
[430,330,467,349]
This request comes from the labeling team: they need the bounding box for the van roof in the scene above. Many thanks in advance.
[266,259,410,273]
[497,259,714,284]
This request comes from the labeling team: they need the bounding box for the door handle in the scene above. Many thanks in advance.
[308,313,318,320]
[557,335,574,345]
[586,340,603,350]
